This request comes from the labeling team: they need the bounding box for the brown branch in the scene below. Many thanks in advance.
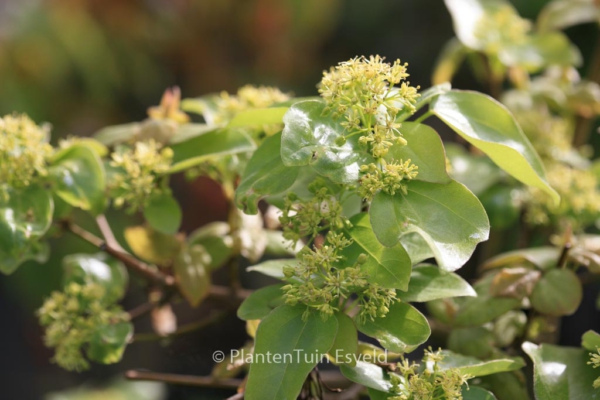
[67,222,175,287]
[131,309,230,342]
[125,370,242,389]
[95,214,125,252]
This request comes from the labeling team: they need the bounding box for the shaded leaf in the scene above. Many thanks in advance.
[247,259,299,279]
[530,269,582,316]
[538,0,600,32]
[87,322,133,364]
[124,225,182,265]
[237,284,284,321]
[582,330,600,352]
[438,350,526,377]
[174,244,211,307]
[398,264,476,302]
[329,313,359,366]
[482,247,559,271]
[63,253,128,304]
[143,193,182,235]
[188,222,233,271]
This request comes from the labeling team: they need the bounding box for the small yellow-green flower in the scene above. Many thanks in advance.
[214,85,291,127]
[0,113,52,189]
[109,139,173,211]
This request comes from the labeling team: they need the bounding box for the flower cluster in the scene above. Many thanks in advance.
[279,183,348,244]
[526,163,600,229]
[109,139,173,211]
[320,55,419,159]
[359,160,419,200]
[281,232,396,322]
[387,349,471,400]
[0,114,52,190]
[319,56,420,199]
[37,282,128,371]
[588,349,600,389]
[513,109,573,162]
[474,5,531,53]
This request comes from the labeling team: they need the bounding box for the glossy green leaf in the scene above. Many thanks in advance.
[174,244,211,307]
[523,341,600,400]
[237,284,284,321]
[63,253,128,304]
[499,32,582,72]
[228,107,288,128]
[356,301,430,353]
[168,128,256,173]
[340,362,394,392]
[432,39,469,85]
[247,258,298,279]
[87,322,133,364]
[370,180,489,271]
[582,330,600,352]
[0,185,54,274]
[143,193,182,235]
[398,264,476,302]
[49,143,106,214]
[342,213,411,290]
[448,327,496,359]
[431,90,559,204]
[530,269,582,316]
[245,305,338,400]
[188,222,233,271]
[538,0,600,32]
[438,350,526,377]
[281,100,371,184]
[462,386,498,400]
[386,123,450,184]
[329,313,358,366]
[235,132,300,214]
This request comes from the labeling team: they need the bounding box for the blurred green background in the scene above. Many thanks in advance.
[0,0,597,399]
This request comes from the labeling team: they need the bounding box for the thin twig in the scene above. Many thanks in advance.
[131,310,230,342]
[125,370,242,389]
[557,225,573,269]
[67,222,175,286]
[96,214,125,252]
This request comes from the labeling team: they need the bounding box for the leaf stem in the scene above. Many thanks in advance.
[413,110,433,124]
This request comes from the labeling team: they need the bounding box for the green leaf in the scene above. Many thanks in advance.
[400,232,434,265]
[174,244,211,307]
[228,107,289,128]
[479,185,520,230]
[356,301,430,353]
[0,185,54,274]
[168,124,218,145]
[538,0,600,32]
[247,258,298,279]
[264,230,303,257]
[143,193,182,235]
[281,100,371,185]
[370,180,489,271]
[188,222,233,271]
[387,123,450,184]
[87,322,133,364]
[342,213,411,290]
[398,264,476,302]
[462,386,498,400]
[124,225,182,265]
[438,350,526,377]
[499,32,582,72]
[340,361,394,392]
[445,143,502,196]
[530,269,582,316]
[432,39,469,85]
[454,275,521,327]
[329,312,358,366]
[245,305,338,400]
[63,253,128,304]
[235,132,300,214]
[168,128,256,173]
[482,247,559,271]
[582,330,600,352]
[523,341,600,400]
[431,90,559,204]
[444,0,515,50]
[237,284,284,321]
[49,143,106,214]
[93,122,139,146]
[414,83,453,111]
[181,95,220,123]
[449,327,496,359]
